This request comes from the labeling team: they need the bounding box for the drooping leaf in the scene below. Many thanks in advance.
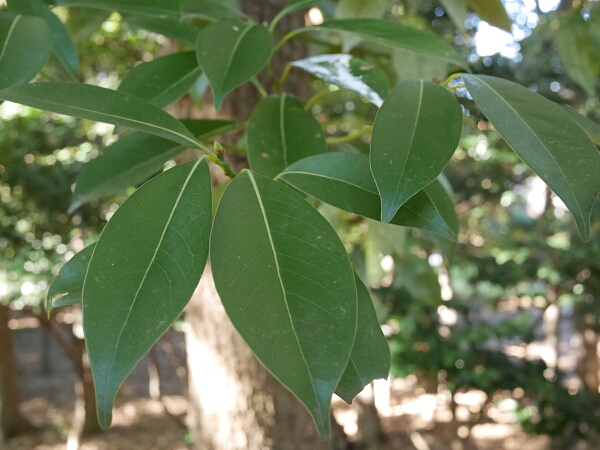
[118,51,202,108]
[463,74,600,241]
[65,7,111,44]
[466,0,511,32]
[47,243,95,310]
[314,19,467,69]
[61,0,186,17]
[556,9,600,95]
[335,274,390,403]
[440,0,467,32]
[196,19,272,110]
[83,158,212,429]
[291,54,388,107]
[0,13,52,91]
[278,153,457,241]
[70,120,235,211]
[0,82,201,149]
[271,0,321,31]
[120,13,199,45]
[393,48,449,83]
[560,105,600,146]
[7,0,79,79]
[180,0,244,21]
[421,174,459,256]
[370,80,462,223]
[210,170,358,438]
[334,0,388,51]
[247,94,326,178]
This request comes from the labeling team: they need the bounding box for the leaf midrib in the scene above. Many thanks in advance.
[0,15,21,66]
[219,22,253,90]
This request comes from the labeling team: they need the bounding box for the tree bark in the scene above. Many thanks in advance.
[185,2,348,448]
[0,304,31,439]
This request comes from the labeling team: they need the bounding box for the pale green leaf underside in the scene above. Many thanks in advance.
[47,243,96,310]
[463,74,600,241]
[210,171,358,438]
[83,158,212,428]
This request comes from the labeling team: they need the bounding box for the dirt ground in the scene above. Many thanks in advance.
[7,322,551,450]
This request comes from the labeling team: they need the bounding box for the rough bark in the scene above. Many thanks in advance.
[0,304,31,439]
[185,3,349,448]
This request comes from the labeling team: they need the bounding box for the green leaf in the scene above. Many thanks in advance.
[196,19,273,110]
[392,48,449,83]
[560,105,600,146]
[278,153,457,241]
[0,13,52,91]
[65,7,111,44]
[62,0,186,17]
[118,51,202,108]
[247,94,326,178]
[120,13,200,45]
[590,3,600,56]
[556,9,600,95]
[7,0,78,79]
[466,0,511,32]
[440,0,467,32]
[314,19,467,69]
[0,82,201,149]
[335,274,389,403]
[291,54,388,106]
[334,0,388,51]
[463,74,600,241]
[70,120,234,211]
[180,0,245,21]
[371,80,462,223]
[83,158,212,429]
[210,170,358,438]
[47,244,95,310]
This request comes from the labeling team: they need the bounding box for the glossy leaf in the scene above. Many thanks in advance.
[0,82,201,149]
[120,13,199,45]
[463,74,600,241]
[335,274,390,403]
[247,94,326,178]
[118,51,202,108]
[556,9,600,95]
[83,158,212,428]
[47,244,95,310]
[70,120,234,211]
[291,54,388,107]
[440,0,467,32]
[7,0,79,78]
[196,19,273,110]
[560,106,600,146]
[210,170,358,438]
[466,0,511,32]
[371,80,462,223]
[314,19,467,69]
[278,153,457,241]
[0,13,52,91]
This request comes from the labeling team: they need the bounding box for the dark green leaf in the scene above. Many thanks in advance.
[83,158,212,429]
[210,170,358,438]
[196,19,273,109]
[556,9,600,95]
[62,0,186,17]
[65,7,111,44]
[335,274,389,403]
[278,153,457,241]
[560,105,600,146]
[371,80,462,222]
[120,13,199,45]
[7,0,78,78]
[0,12,52,91]
[70,120,234,211]
[47,244,95,309]
[0,82,201,148]
[291,54,388,106]
[466,0,511,32]
[463,74,600,241]
[247,94,326,178]
[118,51,202,108]
[180,0,245,21]
[440,0,467,32]
[314,19,467,69]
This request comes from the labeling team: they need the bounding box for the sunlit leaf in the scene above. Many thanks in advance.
[84,158,212,429]
[247,94,326,178]
[0,12,52,91]
[291,54,388,106]
[196,19,273,110]
[0,82,201,149]
[47,244,95,310]
[278,152,457,241]
[210,170,357,438]
[463,74,600,241]
[335,274,390,403]
[371,80,462,222]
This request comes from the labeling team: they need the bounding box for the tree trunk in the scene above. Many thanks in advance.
[185,3,349,448]
[0,304,31,439]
